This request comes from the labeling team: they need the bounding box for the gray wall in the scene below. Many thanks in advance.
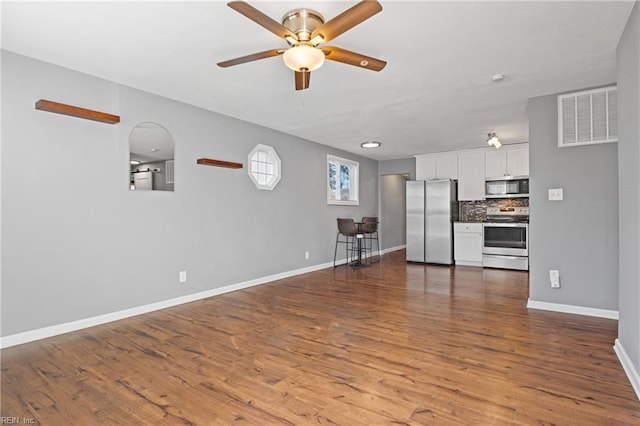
[378,158,414,250]
[617,1,640,379]
[1,51,378,336]
[378,157,415,180]
[380,175,408,250]
[528,92,619,310]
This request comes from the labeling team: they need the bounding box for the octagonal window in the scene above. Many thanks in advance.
[248,144,281,190]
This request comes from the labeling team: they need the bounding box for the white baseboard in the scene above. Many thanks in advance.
[527,299,619,319]
[614,339,640,401]
[0,261,336,349]
[382,244,405,254]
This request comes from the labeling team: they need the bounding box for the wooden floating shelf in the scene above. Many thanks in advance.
[196,158,243,169]
[35,99,120,124]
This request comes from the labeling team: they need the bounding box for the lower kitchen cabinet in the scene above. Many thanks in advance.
[454,222,483,267]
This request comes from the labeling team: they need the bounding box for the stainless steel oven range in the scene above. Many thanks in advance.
[483,206,529,271]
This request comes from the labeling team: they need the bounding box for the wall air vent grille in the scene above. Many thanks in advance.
[558,86,617,148]
[165,160,175,184]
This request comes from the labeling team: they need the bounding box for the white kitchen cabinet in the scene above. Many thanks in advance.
[415,153,458,180]
[506,145,529,176]
[415,155,436,180]
[484,149,507,179]
[454,222,483,267]
[435,154,458,179]
[485,144,529,178]
[457,150,485,201]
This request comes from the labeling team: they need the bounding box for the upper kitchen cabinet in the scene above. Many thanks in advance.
[484,149,506,178]
[485,144,529,178]
[415,153,458,180]
[414,144,528,200]
[457,150,485,200]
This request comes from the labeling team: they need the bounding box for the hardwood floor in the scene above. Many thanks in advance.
[2,250,639,425]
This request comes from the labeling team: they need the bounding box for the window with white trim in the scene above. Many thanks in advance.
[327,155,359,205]
[248,144,281,190]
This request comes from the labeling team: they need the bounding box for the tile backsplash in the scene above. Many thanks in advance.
[459,198,529,222]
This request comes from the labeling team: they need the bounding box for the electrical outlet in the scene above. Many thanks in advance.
[548,188,564,201]
[549,269,560,288]
[179,270,187,283]
[305,251,310,260]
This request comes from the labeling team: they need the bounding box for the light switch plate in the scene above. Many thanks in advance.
[548,188,564,201]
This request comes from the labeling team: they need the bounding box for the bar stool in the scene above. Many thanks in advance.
[361,216,381,263]
[334,218,363,267]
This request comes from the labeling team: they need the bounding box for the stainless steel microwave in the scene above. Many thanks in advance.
[485,177,529,198]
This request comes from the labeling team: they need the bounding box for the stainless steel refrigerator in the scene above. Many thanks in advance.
[406,179,458,264]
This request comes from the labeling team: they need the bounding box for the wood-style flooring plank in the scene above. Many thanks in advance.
[2,250,640,425]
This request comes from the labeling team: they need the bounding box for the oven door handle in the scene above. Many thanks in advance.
[483,223,528,228]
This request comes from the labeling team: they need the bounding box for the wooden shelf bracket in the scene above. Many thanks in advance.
[197,158,243,169]
[35,99,120,124]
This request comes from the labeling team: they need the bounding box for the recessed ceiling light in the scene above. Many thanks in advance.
[492,74,505,82]
[361,141,381,148]
[130,160,141,165]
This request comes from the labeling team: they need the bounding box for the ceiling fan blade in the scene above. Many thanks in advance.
[322,46,386,71]
[310,0,382,44]
[295,71,310,90]
[227,1,297,41]
[217,49,284,67]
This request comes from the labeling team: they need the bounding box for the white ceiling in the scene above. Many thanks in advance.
[1,1,634,160]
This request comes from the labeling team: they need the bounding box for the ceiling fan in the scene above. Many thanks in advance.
[217,0,387,90]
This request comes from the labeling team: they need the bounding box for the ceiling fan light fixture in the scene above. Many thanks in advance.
[309,34,324,46]
[284,35,298,46]
[283,44,325,71]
